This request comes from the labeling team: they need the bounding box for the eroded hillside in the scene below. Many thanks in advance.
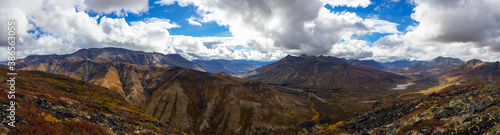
[0,68,182,134]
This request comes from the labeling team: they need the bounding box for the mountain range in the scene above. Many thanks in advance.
[16,47,205,71]
[2,47,500,134]
[1,48,314,134]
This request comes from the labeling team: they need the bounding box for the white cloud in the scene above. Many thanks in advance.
[154,0,178,6]
[407,0,500,46]
[369,0,500,62]
[330,39,373,59]
[323,0,372,8]
[156,0,398,57]
[186,16,202,26]
[84,0,149,16]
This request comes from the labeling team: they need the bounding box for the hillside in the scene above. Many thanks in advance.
[0,68,183,134]
[244,55,408,92]
[142,67,313,134]
[319,81,500,134]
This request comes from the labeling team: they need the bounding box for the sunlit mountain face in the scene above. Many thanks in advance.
[2,0,500,134]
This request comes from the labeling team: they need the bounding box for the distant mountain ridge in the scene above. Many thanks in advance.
[382,60,426,71]
[243,55,408,91]
[192,59,273,75]
[408,56,464,71]
[17,47,205,71]
[345,59,385,69]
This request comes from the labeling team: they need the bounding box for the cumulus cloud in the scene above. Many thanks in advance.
[186,16,202,26]
[156,0,398,56]
[84,0,149,16]
[323,0,372,8]
[407,0,500,47]
[330,39,373,59]
[370,0,500,62]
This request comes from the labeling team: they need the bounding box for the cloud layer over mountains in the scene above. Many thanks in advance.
[1,0,499,62]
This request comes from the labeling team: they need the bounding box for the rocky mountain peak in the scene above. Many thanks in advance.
[429,56,463,66]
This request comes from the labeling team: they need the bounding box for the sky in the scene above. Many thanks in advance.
[1,0,500,62]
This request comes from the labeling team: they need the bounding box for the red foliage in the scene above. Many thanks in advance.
[66,121,108,135]
[438,89,452,94]
[15,105,69,135]
[84,102,101,110]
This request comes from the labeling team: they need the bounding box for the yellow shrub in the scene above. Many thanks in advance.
[42,112,61,123]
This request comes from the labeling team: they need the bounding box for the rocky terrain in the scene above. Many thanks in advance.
[318,82,500,134]
[0,68,183,134]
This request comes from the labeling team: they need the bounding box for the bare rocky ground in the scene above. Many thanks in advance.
[318,82,500,134]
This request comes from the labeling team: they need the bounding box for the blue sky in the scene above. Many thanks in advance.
[87,1,233,37]
[91,0,415,54]
[325,0,416,44]
[2,0,500,62]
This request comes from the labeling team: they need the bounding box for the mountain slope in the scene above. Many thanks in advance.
[406,56,464,73]
[244,55,408,91]
[404,58,500,94]
[0,68,182,134]
[6,59,165,106]
[435,59,500,87]
[192,59,273,75]
[346,59,385,70]
[15,47,204,71]
[1,48,204,106]
[142,67,313,134]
